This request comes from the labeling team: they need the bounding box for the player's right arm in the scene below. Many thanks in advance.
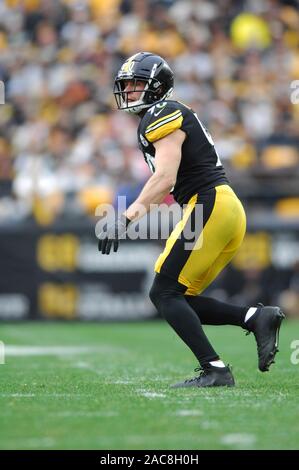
[97,128,185,255]
[125,128,185,221]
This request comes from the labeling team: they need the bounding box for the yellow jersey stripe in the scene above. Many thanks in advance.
[145,115,183,143]
[145,111,182,134]
[145,110,182,132]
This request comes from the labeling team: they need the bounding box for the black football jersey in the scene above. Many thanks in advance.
[137,100,228,206]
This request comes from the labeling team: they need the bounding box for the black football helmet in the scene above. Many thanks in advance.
[114,52,174,114]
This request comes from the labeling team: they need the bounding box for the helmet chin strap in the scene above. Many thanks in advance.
[124,87,174,114]
[123,101,151,114]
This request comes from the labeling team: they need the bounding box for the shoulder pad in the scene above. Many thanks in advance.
[144,101,183,143]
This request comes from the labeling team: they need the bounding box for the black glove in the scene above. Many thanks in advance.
[98,215,131,255]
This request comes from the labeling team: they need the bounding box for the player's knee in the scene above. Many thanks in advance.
[149,279,162,308]
[149,273,185,308]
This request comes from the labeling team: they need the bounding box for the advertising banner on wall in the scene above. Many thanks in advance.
[0,220,298,320]
[0,222,161,320]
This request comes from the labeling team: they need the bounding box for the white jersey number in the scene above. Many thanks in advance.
[145,152,155,173]
[194,113,222,167]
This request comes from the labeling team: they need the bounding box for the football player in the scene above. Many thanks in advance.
[98,52,284,387]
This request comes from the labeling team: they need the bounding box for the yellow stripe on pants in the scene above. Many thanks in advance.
[154,185,246,296]
[155,194,198,274]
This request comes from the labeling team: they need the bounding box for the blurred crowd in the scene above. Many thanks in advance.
[0,0,298,224]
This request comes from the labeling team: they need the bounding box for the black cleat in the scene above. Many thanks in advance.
[170,365,235,388]
[247,304,285,372]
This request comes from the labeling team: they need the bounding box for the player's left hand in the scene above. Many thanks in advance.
[97,215,131,254]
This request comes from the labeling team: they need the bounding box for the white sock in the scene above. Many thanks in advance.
[244,307,257,323]
[209,360,226,368]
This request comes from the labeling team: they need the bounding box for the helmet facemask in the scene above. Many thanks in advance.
[114,76,173,114]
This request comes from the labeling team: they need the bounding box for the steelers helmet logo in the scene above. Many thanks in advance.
[120,53,139,75]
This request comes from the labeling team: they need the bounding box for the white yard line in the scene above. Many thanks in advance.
[174,409,203,417]
[0,393,92,398]
[0,393,36,398]
[136,389,167,398]
[71,360,105,376]
[4,345,126,356]
[105,380,133,384]
[52,411,118,418]
[221,433,256,447]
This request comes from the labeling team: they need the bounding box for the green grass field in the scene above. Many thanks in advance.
[0,320,298,450]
